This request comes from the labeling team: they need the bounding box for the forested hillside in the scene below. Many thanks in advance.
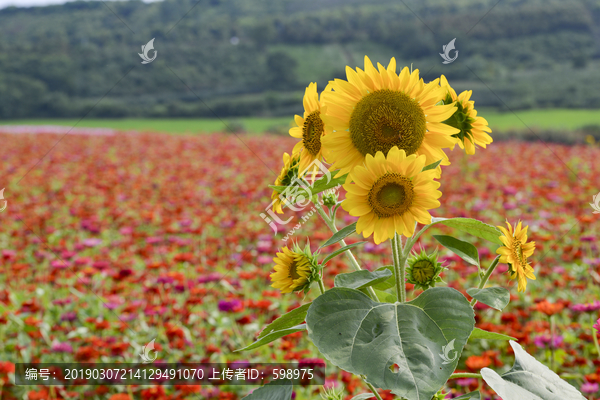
[0,0,599,118]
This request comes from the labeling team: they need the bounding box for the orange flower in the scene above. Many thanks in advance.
[465,355,492,371]
[109,395,132,400]
[536,300,564,316]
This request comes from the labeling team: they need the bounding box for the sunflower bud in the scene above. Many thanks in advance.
[322,189,338,207]
[270,242,320,294]
[320,387,344,400]
[406,249,445,291]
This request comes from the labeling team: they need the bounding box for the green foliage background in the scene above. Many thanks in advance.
[0,0,599,118]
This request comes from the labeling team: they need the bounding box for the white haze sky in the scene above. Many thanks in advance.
[0,0,160,10]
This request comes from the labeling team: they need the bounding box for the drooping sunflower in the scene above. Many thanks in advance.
[321,56,459,178]
[440,75,492,155]
[270,244,317,294]
[342,146,442,244]
[271,152,300,214]
[496,220,536,292]
[289,82,328,176]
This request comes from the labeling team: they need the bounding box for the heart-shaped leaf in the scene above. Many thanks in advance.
[320,223,357,248]
[236,324,306,352]
[469,327,516,341]
[334,268,393,290]
[306,287,475,400]
[467,287,510,311]
[257,304,311,339]
[433,235,480,267]
[371,266,395,290]
[241,380,293,399]
[481,341,586,400]
[430,218,503,245]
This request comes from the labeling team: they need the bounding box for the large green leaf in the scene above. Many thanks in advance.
[371,266,395,290]
[241,380,293,399]
[334,269,393,290]
[322,242,366,264]
[306,287,475,400]
[433,235,480,266]
[467,287,510,311]
[320,222,357,248]
[453,392,480,400]
[430,218,503,245]
[371,287,397,303]
[257,304,311,339]
[235,324,306,352]
[481,341,586,400]
[469,327,516,341]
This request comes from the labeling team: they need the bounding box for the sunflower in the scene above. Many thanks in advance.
[270,245,316,294]
[321,56,459,178]
[271,152,300,214]
[290,83,328,176]
[406,249,445,291]
[342,146,442,244]
[496,220,536,292]
[440,75,492,155]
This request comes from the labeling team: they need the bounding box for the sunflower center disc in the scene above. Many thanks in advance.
[350,89,427,157]
[303,111,324,156]
[368,173,415,218]
[514,240,524,264]
[288,260,301,280]
[412,260,435,283]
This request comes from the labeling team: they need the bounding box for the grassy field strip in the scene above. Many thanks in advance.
[1,109,599,134]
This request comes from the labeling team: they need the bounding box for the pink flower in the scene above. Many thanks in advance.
[581,381,599,394]
[594,318,600,333]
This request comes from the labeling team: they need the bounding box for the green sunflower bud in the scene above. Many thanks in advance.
[320,387,344,400]
[406,249,445,291]
[322,189,339,207]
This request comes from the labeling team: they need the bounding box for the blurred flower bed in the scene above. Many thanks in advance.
[0,131,599,399]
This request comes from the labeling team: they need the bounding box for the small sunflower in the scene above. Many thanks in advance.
[342,146,442,244]
[406,249,445,291]
[496,220,536,292]
[270,244,318,294]
[290,82,328,176]
[440,75,492,155]
[321,56,459,177]
[271,152,301,214]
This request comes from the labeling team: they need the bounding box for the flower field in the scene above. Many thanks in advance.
[0,130,599,399]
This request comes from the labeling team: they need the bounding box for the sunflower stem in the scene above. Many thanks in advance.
[313,198,379,302]
[316,275,326,295]
[592,314,600,361]
[392,233,407,303]
[470,255,501,307]
[449,372,482,379]
[361,375,384,400]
